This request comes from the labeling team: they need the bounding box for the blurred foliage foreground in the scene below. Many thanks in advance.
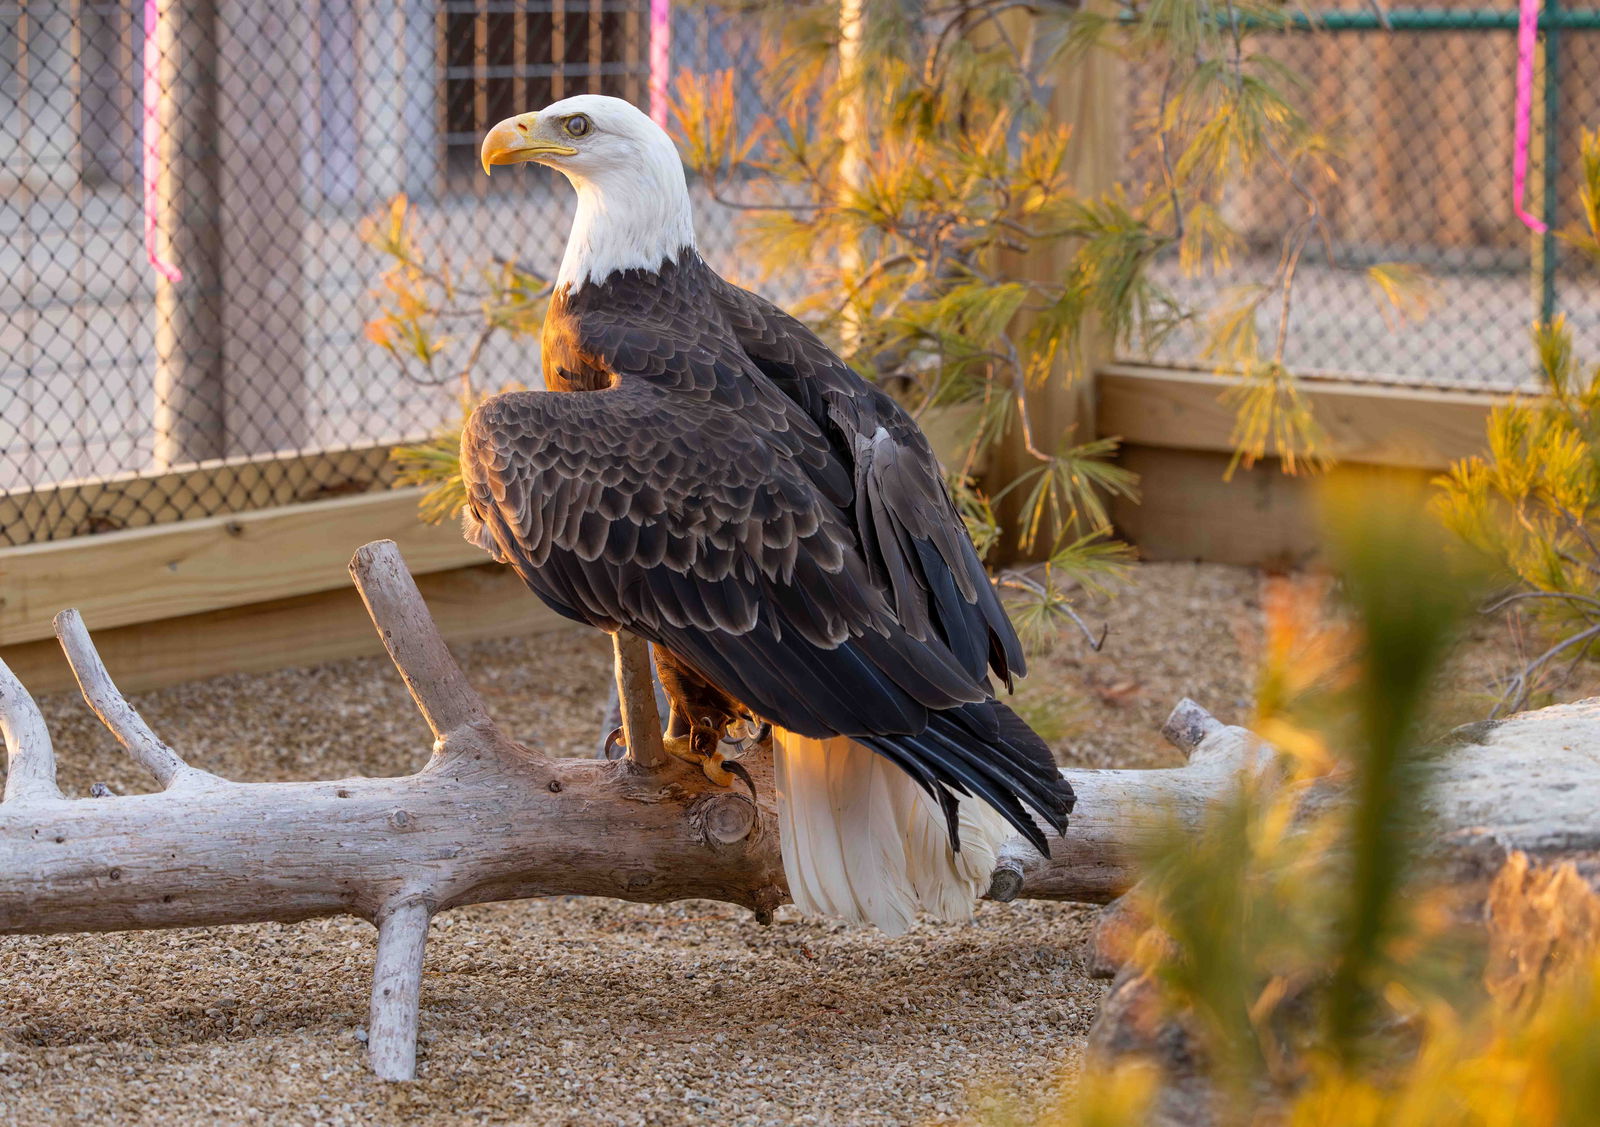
[1005,480,1600,1127]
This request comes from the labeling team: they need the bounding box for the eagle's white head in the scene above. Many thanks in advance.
[481,95,696,292]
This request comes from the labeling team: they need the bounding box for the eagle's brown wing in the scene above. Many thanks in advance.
[712,276,1027,689]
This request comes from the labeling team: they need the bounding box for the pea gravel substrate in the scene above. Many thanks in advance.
[0,562,1575,1126]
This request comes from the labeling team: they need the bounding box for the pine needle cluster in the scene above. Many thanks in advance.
[1433,130,1600,715]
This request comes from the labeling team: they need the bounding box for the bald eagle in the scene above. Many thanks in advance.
[468,95,1072,933]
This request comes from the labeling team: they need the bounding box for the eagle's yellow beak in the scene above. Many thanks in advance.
[480,113,578,175]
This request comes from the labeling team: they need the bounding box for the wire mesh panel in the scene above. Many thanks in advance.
[1120,9,1600,390]
[6,5,1598,549]
[0,0,766,545]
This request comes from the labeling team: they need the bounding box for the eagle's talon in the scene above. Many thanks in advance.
[660,728,758,801]
[697,749,756,800]
[720,757,758,803]
[721,719,771,755]
[602,726,627,760]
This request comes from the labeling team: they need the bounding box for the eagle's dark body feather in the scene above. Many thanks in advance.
[461,250,1073,853]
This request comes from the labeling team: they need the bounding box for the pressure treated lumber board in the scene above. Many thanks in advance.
[0,562,567,697]
[1097,365,1504,471]
[0,489,484,646]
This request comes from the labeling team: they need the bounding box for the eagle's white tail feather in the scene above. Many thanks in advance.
[774,729,1012,935]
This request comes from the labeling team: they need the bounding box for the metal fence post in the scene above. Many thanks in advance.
[151,0,227,469]
[1539,0,1562,326]
[215,3,310,457]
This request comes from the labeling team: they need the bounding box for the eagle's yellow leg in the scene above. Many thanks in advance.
[661,732,737,787]
[658,724,758,802]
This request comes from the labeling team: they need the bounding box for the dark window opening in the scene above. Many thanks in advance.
[441,0,649,189]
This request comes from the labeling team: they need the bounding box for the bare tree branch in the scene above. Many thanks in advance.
[54,608,220,791]
[0,654,60,805]
[368,896,433,1081]
[349,540,497,755]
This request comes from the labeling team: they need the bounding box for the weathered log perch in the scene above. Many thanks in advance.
[0,539,1270,1080]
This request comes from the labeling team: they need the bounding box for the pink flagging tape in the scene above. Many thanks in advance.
[1513,0,1549,234]
[142,0,183,282]
[650,0,671,128]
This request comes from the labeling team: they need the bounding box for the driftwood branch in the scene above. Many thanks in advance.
[0,651,60,804]
[348,541,493,750]
[613,630,669,770]
[54,608,219,791]
[369,896,433,1081]
[1161,696,1225,755]
[0,539,1288,1080]
[1015,702,1275,903]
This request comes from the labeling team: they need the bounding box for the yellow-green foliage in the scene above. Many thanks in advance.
[361,194,546,524]
[678,1,1419,490]
[676,1,1143,563]
[1574,127,1600,270]
[390,382,534,529]
[1281,941,1600,1126]
[391,422,471,527]
[1433,327,1600,713]
[996,532,1133,657]
[360,195,551,399]
[1030,886,1600,1127]
[1432,133,1600,714]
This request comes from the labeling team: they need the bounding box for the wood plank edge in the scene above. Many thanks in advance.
[1096,364,1506,471]
[0,489,486,644]
[0,563,569,697]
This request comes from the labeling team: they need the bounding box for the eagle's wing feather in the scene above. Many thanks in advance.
[713,279,1027,688]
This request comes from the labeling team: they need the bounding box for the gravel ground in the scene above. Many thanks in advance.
[1,561,1587,1125]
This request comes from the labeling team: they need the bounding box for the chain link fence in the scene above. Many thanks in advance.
[0,0,765,545]
[4,2,1598,549]
[1121,3,1600,390]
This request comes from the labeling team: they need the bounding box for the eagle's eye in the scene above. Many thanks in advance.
[564,114,592,139]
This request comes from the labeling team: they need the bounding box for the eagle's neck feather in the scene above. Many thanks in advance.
[557,148,697,291]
